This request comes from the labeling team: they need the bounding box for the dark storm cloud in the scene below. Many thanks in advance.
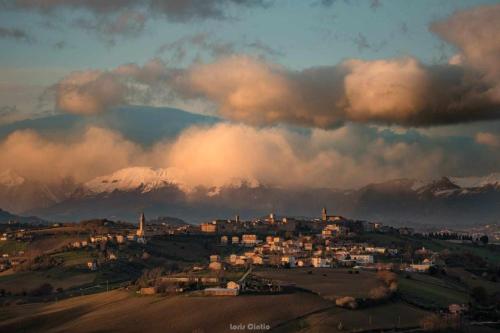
[156,33,282,63]
[0,0,271,23]
[0,26,34,42]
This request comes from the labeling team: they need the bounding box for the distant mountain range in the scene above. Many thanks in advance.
[0,107,498,227]
[0,165,497,227]
[0,208,48,224]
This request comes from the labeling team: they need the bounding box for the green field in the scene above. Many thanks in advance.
[51,250,94,267]
[398,275,469,308]
[0,240,28,255]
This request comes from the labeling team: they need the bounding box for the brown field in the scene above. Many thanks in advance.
[273,301,432,333]
[0,269,96,293]
[25,235,84,257]
[0,289,331,333]
[254,268,382,299]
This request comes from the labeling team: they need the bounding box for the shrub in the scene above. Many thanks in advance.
[377,271,397,286]
[336,296,358,309]
[369,286,390,300]
[29,283,54,297]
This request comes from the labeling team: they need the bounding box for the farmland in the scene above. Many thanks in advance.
[398,274,470,308]
[254,268,382,300]
[0,267,96,294]
[0,289,331,333]
[274,301,432,333]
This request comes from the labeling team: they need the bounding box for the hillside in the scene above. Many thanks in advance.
[0,289,331,333]
[0,208,48,225]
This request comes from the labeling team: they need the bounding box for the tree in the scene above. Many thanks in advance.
[29,283,54,296]
[471,286,488,304]
[479,235,489,245]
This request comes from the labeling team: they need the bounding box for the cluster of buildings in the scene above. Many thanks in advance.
[198,208,439,273]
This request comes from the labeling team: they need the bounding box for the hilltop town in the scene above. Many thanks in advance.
[0,208,499,332]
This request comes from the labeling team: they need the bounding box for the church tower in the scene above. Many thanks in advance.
[137,212,146,237]
[322,207,328,222]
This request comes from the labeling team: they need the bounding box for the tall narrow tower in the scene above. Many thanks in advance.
[137,212,146,237]
[322,207,328,222]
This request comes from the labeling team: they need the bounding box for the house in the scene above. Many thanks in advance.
[408,263,432,272]
[204,287,238,296]
[232,236,240,244]
[242,234,257,247]
[140,287,157,295]
[87,261,97,271]
[281,255,296,268]
[250,255,263,265]
[209,261,222,271]
[221,236,228,245]
[201,222,217,233]
[210,255,221,262]
[227,281,240,291]
[311,257,329,268]
[350,254,374,264]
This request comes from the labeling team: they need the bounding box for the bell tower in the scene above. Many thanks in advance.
[137,212,146,237]
[322,207,328,222]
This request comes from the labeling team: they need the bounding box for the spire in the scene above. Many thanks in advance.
[322,207,327,221]
[137,212,146,237]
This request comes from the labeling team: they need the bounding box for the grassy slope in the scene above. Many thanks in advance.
[0,267,96,293]
[273,301,431,333]
[0,290,331,333]
[254,268,381,300]
[398,275,469,308]
[0,240,28,255]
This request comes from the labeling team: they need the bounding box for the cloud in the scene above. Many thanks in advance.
[1,0,271,40]
[49,4,500,126]
[52,58,170,114]
[0,123,443,189]
[176,55,500,127]
[475,132,500,148]
[163,123,448,189]
[156,33,282,64]
[52,53,500,126]
[0,26,34,42]
[0,122,497,189]
[430,3,500,101]
[73,9,146,44]
[0,127,144,184]
[54,70,128,115]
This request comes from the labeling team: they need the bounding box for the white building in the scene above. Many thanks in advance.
[350,254,374,264]
[311,257,329,268]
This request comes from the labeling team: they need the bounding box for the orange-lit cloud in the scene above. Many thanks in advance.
[0,123,453,189]
[49,4,500,127]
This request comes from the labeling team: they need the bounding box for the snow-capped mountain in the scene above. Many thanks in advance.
[450,173,500,188]
[83,167,177,194]
[0,164,498,226]
[0,169,25,187]
[19,172,498,226]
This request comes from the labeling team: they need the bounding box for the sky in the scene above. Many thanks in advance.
[0,0,499,190]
